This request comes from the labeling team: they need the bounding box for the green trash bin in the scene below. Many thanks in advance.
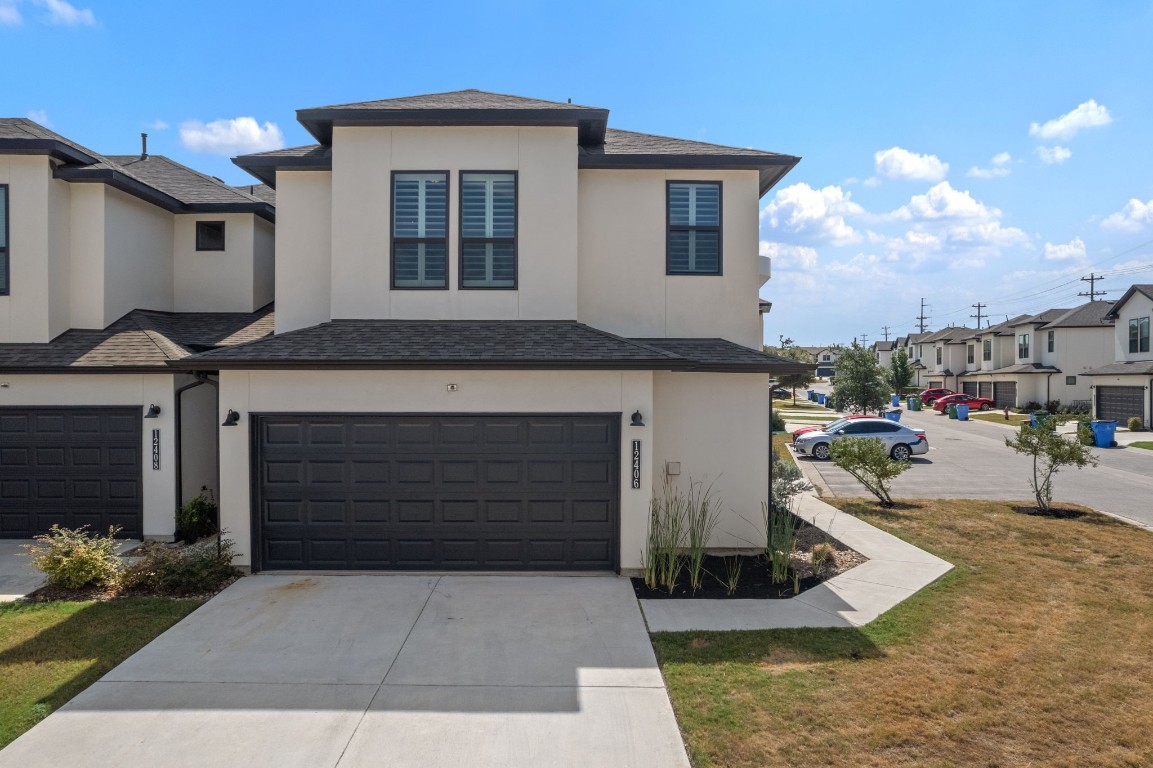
[948,403,958,419]
[910,397,922,411]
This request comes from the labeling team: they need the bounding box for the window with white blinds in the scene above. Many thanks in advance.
[392,172,448,288]
[0,185,8,295]
[460,172,516,288]
[667,181,721,275]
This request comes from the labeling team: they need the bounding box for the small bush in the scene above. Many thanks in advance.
[1022,401,1043,413]
[811,542,836,575]
[1077,424,1095,446]
[176,491,218,544]
[120,535,239,595]
[770,410,786,432]
[1045,400,1061,413]
[23,525,122,589]
[829,437,911,507]
[1128,416,1144,432]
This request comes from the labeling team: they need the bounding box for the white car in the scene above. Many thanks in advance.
[793,417,929,461]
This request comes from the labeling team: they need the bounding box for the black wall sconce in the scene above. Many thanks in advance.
[222,409,241,427]
[144,404,161,418]
[630,410,645,427]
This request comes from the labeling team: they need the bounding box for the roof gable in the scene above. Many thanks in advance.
[1104,284,1153,318]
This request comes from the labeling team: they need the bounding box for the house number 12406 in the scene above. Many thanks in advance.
[631,440,641,489]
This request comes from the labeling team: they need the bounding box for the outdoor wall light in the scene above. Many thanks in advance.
[630,410,645,427]
[222,409,241,427]
[144,404,161,418]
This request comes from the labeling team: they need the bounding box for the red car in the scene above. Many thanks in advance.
[791,414,875,441]
[918,387,954,406]
[932,393,995,413]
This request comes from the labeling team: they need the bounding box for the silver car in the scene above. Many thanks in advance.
[793,417,929,461]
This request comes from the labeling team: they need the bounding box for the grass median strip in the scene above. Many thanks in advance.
[1129,441,1153,451]
[653,498,1153,767]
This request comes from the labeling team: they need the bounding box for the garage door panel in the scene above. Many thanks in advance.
[528,500,565,523]
[1096,386,1144,422]
[962,382,978,396]
[352,500,389,523]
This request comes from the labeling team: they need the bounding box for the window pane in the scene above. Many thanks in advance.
[669,183,719,226]
[1142,317,1151,353]
[462,173,515,238]
[394,173,447,238]
[1130,319,1140,353]
[196,221,225,251]
[394,242,446,288]
[461,241,515,287]
[668,230,720,274]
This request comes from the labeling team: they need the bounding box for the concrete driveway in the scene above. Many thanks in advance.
[0,541,43,602]
[0,574,689,768]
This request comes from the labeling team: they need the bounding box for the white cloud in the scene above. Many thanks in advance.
[26,109,50,126]
[34,0,95,26]
[1035,145,1072,165]
[1029,99,1113,141]
[888,181,1000,222]
[179,117,284,155]
[759,241,819,271]
[1043,236,1087,261]
[148,119,170,130]
[1101,199,1153,233]
[0,1,21,25]
[761,183,864,246]
[966,152,1012,179]
[872,146,949,183]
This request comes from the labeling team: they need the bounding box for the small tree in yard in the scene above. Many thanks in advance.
[764,343,816,399]
[829,437,911,507]
[887,348,915,394]
[1005,419,1097,513]
[832,343,889,414]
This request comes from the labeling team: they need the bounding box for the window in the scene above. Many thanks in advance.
[1129,317,1150,354]
[0,184,7,295]
[936,347,942,365]
[967,345,974,364]
[1066,376,1077,386]
[982,339,991,361]
[822,354,831,362]
[460,172,516,288]
[667,181,721,274]
[196,221,226,251]
[1018,333,1030,359]
[392,172,448,289]
[1047,330,1055,353]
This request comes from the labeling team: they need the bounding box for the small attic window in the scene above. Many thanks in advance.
[196,221,226,251]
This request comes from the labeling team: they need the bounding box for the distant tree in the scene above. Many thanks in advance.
[1004,418,1097,513]
[764,343,816,400]
[887,348,915,393]
[831,343,888,414]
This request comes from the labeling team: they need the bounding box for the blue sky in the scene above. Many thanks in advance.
[4,0,1153,345]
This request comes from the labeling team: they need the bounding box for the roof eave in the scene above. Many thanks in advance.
[232,154,332,189]
[297,107,610,146]
[577,153,800,196]
[0,138,99,165]
[53,167,275,221]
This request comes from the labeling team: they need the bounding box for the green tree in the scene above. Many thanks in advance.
[831,343,888,414]
[829,437,911,507]
[764,344,816,399]
[1004,419,1098,513]
[887,347,915,393]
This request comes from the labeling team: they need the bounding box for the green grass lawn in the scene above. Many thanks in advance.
[653,498,1153,767]
[0,599,201,748]
[1130,441,1153,451]
[970,411,1030,426]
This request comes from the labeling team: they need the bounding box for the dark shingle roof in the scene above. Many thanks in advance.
[978,314,1033,336]
[983,363,1062,375]
[0,307,273,371]
[232,145,332,186]
[303,89,603,113]
[1104,285,1153,318]
[1038,301,1115,329]
[1083,360,1153,376]
[635,339,816,374]
[232,183,275,205]
[592,128,789,159]
[101,156,268,207]
[1012,308,1070,327]
[922,327,975,344]
[0,118,101,164]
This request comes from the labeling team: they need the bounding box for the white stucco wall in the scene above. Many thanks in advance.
[68,183,107,330]
[1115,293,1153,363]
[173,213,262,312]
[180,377,218,505]
[46,177,72,340]
[577,169,763,349]
[0,373,179,538]
[217,368,656,569]
[274,171,332,333]
[253,217,275,310]
[103,187,173,323]
[0,155,53,343]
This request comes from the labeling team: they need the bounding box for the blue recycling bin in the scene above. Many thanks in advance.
[817,393,826,406]
[808,390,816,402]
[1029,412,1051,429]
[1090,420,1117,448]
[955,404,970,421]
[884,409,902,422]
[891,394,901,407]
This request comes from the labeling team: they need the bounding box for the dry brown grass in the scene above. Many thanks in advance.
[654,498,1153,768]
[772,433,796,467]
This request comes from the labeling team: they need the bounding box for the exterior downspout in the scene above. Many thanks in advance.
[1046,372,1053,407]
[174,373,218,511]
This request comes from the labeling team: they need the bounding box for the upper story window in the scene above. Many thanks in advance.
[1018,333,1030,359]
[935,347,942,365]
[392,172,448,289]
[822,354,831,362]
[667,181,721,275]
[967,345,974,364]
[1047,330,1055,353]
[196,221,226,251]
[982,339,991,361]
[0,185,8,295]
[1130,317,1151,354]
[460,172,516,289]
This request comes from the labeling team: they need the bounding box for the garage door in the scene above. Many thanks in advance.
[979,382,993,400]
[0,407,142,538]
[993,382,1017,409]
[962,381,978,396]
[256,414,620,571]
[1096,386,1144,423]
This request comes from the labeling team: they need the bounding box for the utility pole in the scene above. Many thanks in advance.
[881,325,891,341]
[1079,273,1107,301]
[970,302,986,329]
[916,298,929,334]
[859,333,869,347]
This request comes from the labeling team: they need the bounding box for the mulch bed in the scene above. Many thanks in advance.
[631,522,866,600]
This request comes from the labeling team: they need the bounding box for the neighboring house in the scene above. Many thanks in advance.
[918,326,974,391]
[1084,285,1153,425]
[804,346,840,377]
[873,340,896,370]
[0,91,808,573]
[900,332,932,387]
[0,118,275,541]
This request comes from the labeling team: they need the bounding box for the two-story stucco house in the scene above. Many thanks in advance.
[0,119,275,542]
[918,326,974,391]
[1084,285,1153,425]
[183,89,806,572]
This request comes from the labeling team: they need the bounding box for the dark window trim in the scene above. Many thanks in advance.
[666,180,723,276]
[458,170,518,290]
[195,220,226,251]
[1047,330,1055,353]
[982,339,992,361]
[1018,333,1030,359]
[0,184,8,296]
[967,345,974,364]
[390,170,450,291]
[1066,375,1077,386]
[1129,316,1151,354]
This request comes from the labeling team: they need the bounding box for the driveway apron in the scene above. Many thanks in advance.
[0,574,689,768]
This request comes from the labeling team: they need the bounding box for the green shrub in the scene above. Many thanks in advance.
[811,542,836,575]
[120,535,239,595]
[1077,424,1095,446]
[1128,416,1144,432]
[770,410,786,432]
[23,525,122,589]
[829,437,911,507]
[176,491,218,544]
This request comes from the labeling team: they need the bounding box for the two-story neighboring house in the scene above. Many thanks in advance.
[151,90,805,573]
[1084,285,1153,425]
[0,119,275,541]
[918,326,974,391]
[873,340,895,370]
[803,346,840,377]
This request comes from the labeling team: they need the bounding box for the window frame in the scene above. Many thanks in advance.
[0,184,8,296]
[666,180,723,276]
[967,345,974,364]
[982,339,992,361]
[458,170,518,290]
[1047,330,1055,353]
[1018,333,1030,359]
[195,220,226,252]
[1129,316,1151,354]
[390,170,450,291]
[1066,376,1077,386]
[936,347,942,365]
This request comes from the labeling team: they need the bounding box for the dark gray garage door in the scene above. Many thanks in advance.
[1096,386,1144,423]
[962,381,979,396]
[993,382,1017,409]
[979,382,993,400]
[0,407,142,538]
[256,414,620,571]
